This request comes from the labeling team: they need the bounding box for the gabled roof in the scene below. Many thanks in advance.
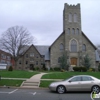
[82,31,97,50]
[50,31,65,48]
[22,44,41,56]
[35,45,50,60]
[19,44,50,60]
[19,45,30,55]
[49,31,97,50]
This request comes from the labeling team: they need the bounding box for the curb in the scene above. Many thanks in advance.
[0,86,49,90]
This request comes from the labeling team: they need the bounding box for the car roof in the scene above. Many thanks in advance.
[73,75,93,77]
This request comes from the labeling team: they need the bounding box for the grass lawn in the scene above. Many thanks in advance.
[40,80,54,88]
[0,79,23,86]
[41,72,100,79]
[0,70,40,78]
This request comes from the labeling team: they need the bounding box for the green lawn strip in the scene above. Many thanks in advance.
[40,80,55,88]
[0,79,23,86]
[41,72,100,79]
[0,70,39,78]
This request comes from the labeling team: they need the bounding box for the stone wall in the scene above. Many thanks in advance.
[50,33,65,68]
[17,45,45,70]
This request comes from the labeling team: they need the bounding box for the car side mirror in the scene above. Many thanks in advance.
[69,80,71,82]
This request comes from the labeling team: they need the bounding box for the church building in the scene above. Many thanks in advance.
[17,3,100,70]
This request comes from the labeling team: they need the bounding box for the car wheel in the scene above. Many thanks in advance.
[92,85,100,93]
[57,85,66,94]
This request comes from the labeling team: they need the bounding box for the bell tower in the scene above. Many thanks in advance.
[63,3,82,51]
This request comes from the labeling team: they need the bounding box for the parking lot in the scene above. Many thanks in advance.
[0,87,93,100]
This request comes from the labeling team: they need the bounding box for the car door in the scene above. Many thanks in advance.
[66,76,82,91]
[81,76,94,91]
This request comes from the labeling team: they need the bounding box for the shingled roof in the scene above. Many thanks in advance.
[19,45,50,60]
[35,45,50,60]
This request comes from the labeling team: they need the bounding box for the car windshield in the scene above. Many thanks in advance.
[63,76,74,81]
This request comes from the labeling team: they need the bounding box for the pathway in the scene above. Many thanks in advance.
[20,73,47,88]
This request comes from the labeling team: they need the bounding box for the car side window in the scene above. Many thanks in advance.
[82,76,94,81]
[70,76,81,82]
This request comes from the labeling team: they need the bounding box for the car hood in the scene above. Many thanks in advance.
[50,80,66,85]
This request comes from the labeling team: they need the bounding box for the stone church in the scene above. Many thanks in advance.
[17,3,100,70]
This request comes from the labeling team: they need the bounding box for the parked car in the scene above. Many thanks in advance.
[49,75,100,94]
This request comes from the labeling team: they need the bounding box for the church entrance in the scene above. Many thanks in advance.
[71,58,77,66]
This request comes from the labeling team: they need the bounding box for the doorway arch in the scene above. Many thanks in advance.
[71,57,77,66]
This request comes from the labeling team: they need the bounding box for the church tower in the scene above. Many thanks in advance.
[63,3,82,49]
[63,3,82,66]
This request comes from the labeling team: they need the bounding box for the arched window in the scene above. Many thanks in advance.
[82,44,86,51]
[71,40,77,52]
[69,13,72,22]
[72,28,75,34]
[76,28,79,35]
[67,28,70,34]
[60,43,64,50]
[58,57,61,63]
[74,13,77,22]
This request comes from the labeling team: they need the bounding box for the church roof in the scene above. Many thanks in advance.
[35,45,50,60]
[82,31,97,50]
[19,45,50,60]
[50,31,65,48]
[50,31,97,50]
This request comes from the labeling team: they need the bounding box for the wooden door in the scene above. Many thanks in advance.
[71,58,77,65]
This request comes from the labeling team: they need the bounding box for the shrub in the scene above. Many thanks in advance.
[92,68,95,72]
[50,67,54,71]
[8,66,13,71]
[78,67,82,72]
[98,64,100,71]
[81,67,87,72]
[88,68,95,72]
[81,54,91,70]
[54,67,60,71]
[88,68,92,72]
[41,63,47,71]
[73,67,87,72]
[35,67,39,71]
[73,67,79,72]
[61,69,65,72]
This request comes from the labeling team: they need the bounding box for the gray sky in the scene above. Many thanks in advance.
[0,0,100,46]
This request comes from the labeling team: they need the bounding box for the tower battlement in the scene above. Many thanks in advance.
[64,3,80,9]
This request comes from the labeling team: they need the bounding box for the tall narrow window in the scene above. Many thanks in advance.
[58,57,61,63]
[26,61,28,65]
[82,44,86,51]
[36,61,38,65]
[60,43,64,51]
[72,28,75,34]
[74,13,77,22]
[71,40,77,52]
[76,28,79,35]
[69,13,72,22]
[67,28,70,34]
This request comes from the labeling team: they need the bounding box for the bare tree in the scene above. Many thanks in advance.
[0,26,35,69]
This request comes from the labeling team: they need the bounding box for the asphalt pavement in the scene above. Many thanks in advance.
[0,88,93,100]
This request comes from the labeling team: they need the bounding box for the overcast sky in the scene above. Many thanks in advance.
[0,0,100,46]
